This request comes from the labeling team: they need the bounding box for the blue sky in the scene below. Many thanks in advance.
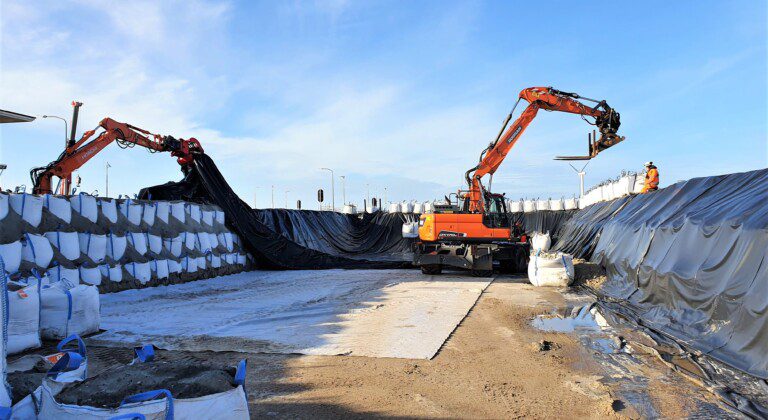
[1,0,765,208]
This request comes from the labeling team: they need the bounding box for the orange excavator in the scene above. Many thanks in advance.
[415,87,625,276]
[32,102,203,195]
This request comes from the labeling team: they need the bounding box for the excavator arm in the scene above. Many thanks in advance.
[464,86,624,212]
[32,117,203,195]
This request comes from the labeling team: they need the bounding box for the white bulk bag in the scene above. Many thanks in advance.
[119,200,143,226]
[528,252,575,287]
[22,234,54,269]
[48,266,80,285]
[164,235,183,258]
[564,198,578,210]
[530,232,552,252]
[202,210,214,226]
[223,253,236,265]
[195,256,207,271]
[0,241,22,274]
[413,202,424,214]
[99,263,122,284]
[142,202,157,226]
[633,173,646,194]
[236,254,247,265]
[401,222,419,238]
[10,193,44,227]
[147,234,163,255]
[214,210,225,224]
[196,232,212,253]
[71,194,98,223]
[183,232,196,251]
[40,281,100,339]
[126,232,148,256]
[37,360,250,420]
[155,201,170,224]
[7,280,41,354]
[78,233,107,263]
[125,262,152,284]
[423,202,434,213]
[615,174,635,197]
[170,202,186,223]
[209,254,222,269]
[549,199,564,211]
[106,233,127,261]
[523,200,536,213]
[44,195,72,223]
[388,202,401,213]
[151,259,169,280]
[207,232,219,249]
[509,200,523,213]
[167,259,182,274]
[98,199,118,224]
[218,232,234,252]
[0,193,8,220]
[79,266,102,286]
[401,201,414,214]
[45,231,81,261]
[182,256,198,273]
[536,199,550,211]
[187,203,202,223]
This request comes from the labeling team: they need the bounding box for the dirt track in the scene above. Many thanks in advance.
[86,275,723,418]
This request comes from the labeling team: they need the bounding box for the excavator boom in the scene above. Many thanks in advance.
[32,107,203,195]
[465,86,624,212]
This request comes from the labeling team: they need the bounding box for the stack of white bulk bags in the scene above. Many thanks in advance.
[388,202,401,213]
[78,232,107,263]
[7,279,41,354]
[413,202,424,214]
[40,280,100,339]
[549,198,564,211]
[99,198,119,224]
[45,231,81,261]
[44,194,72,224]
[71,194,99,224]
[564,197,578,210]
[22,234,54,270]
[10,194,44,228]
[528,251,575,287]
[523,199,536,213]
[120,200,144,227]
[0,241,22,275]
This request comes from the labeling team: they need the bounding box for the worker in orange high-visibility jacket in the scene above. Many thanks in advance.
[641,161,659,193]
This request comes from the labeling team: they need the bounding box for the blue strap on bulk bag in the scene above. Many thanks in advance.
[133,344,155,363]
[120,389,173,420]
[47,334,87,378]
[110,414,146,420]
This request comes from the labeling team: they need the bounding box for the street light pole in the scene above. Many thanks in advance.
[366,183,370,211]
[105,162,111,197]
[271,185,275,208]
[383,187,388,206]
[320,168,335,211]
[284,190,290,208]
[41,115,68,148]
[339,176,346,205]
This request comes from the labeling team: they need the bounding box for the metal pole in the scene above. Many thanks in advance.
[340,176,346,205]
[105,162,111,197]
[320,168,335,211]
[284,190,289,208]
[271,185,274,208]
[366,184,370,211]
[384,187,387,206]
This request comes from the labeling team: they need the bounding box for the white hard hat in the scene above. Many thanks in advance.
[644,161,653,167]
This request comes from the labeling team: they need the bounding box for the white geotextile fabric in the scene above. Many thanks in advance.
[93,269,491,359]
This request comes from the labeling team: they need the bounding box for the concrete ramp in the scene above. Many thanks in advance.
[92,269,490,359]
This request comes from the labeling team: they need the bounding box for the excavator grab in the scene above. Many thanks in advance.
[31,102,203,195]
[414,86,626,276]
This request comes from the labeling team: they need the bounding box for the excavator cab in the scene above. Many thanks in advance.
[481,193,509,229]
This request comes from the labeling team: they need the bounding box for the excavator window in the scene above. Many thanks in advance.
[482,195,509,229]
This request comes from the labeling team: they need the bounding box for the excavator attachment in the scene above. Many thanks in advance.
[555,129,625,161]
